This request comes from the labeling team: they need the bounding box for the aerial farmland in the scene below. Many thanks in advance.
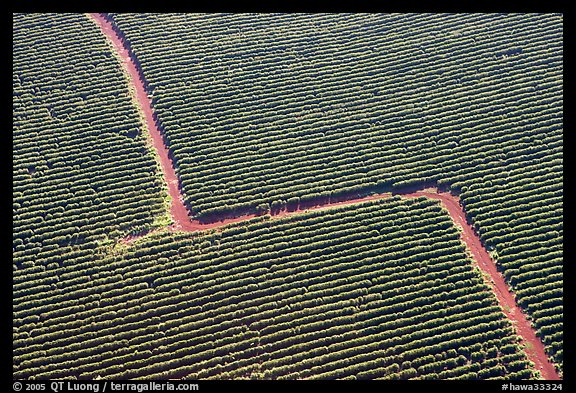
[13,13,562,381]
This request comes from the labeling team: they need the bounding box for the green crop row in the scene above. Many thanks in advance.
[14,198,535,380]
[109,13,563,371]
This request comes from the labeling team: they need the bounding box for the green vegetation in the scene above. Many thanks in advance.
[13,12,167,271]
[13,13,562,380]
[13,197,535,380]
[109,13,563,371]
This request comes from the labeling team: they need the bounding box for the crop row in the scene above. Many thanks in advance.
[109,13,563,371]
[14,198,535,379]
[13,13,167,271]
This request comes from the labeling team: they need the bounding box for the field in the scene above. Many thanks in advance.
[13,13,562,380]
[15,197,536,379]
[13,13,169,263]
[110,12,563,373]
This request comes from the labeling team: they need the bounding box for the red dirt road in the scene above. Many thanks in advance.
[401,190,560,380]
[91,14,193,231]
[92,13,559,380]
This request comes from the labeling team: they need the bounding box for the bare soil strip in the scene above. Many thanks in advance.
[402,190,560,381]
[91,13,192,231]
[92,13,559,380]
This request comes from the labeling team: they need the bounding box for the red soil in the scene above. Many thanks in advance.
[400,189,560,381]
[91,14,193,231]
[92,13,559,380]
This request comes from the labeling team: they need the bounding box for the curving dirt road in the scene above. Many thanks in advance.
[92,13,559,380]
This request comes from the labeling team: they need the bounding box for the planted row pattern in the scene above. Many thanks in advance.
[14,198,534,379]
[109,13,563,371]
[13,13,167,271]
